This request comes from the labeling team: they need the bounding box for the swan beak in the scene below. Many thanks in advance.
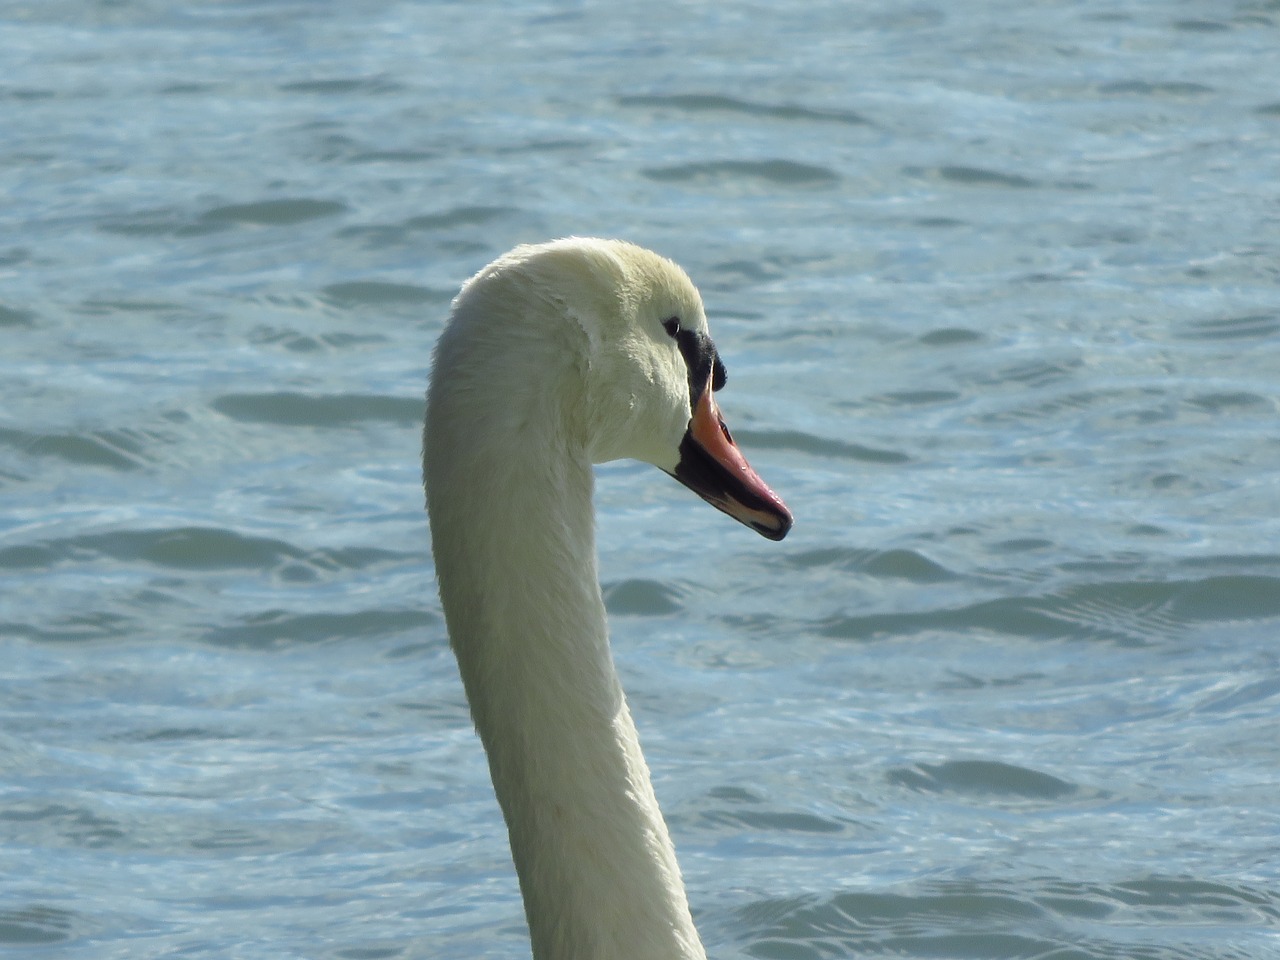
[670,382,794,541]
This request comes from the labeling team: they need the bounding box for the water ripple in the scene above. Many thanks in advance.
[738,877,1280,960]
[211,392,422,427]
[643,160,840,188]
[1098,80,1216,98]
[903,165,1040,189]
[204,609,436,649]
[0,906,77,947]
[320,281,450,308]
[819,576,1280,645]
[618,94,871,126]
[278,77,403,96]
[0,426,152,471]
[742,429,910,464]
[603,578,684,615]
[786,547,955,583]
[887,759,1082,801]
[0,304,35,327]
[201,199,348,227]
[1175,313,1280,341]
[0,528,410,575]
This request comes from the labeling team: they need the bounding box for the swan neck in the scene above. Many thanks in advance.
[427,441,706,960]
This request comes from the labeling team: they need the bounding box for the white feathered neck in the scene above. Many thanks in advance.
[424,239,709,960]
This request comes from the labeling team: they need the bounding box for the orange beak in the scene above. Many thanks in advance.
[669,376,793,541]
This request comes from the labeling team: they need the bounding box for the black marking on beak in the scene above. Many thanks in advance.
[673,328,726,403]
[671,431,792,541]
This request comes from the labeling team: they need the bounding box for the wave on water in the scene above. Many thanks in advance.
[734,876,1280,960]
[817,573,1280,646]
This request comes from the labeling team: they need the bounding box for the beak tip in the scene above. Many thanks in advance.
[754,506,794,541]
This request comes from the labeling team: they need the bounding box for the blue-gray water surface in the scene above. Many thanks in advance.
[3,1,1280,957]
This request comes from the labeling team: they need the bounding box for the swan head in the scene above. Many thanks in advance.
[432,237,793,540]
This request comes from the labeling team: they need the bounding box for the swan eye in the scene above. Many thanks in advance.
[661,317,681,338]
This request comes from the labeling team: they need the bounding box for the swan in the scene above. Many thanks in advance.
[423,238,793,960]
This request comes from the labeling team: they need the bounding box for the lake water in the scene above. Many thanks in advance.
[3,1,1280,957]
